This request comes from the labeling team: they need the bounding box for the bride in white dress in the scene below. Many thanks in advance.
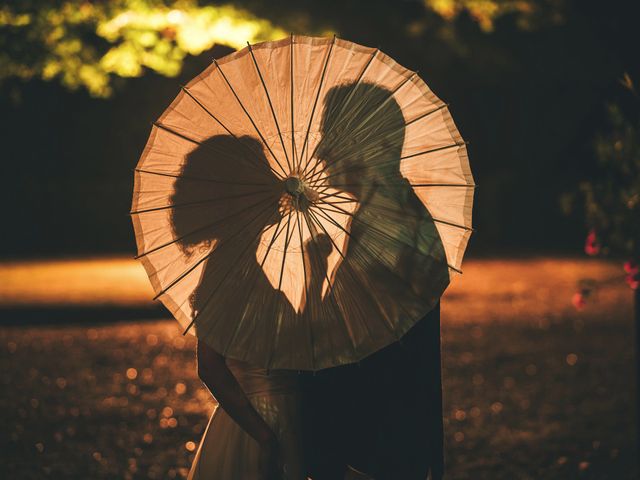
[188,340,305,480]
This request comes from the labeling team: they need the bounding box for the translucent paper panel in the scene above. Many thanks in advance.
[132,35,474,370]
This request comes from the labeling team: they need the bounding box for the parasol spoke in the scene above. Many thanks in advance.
[180,198,282,336]
[173,90,284,180]
[307,141,467,188]
[153,120,207,147]
[135,168,271,187]
[400,141,469,161]
[447,264,463,274]
[221,211,290,356]
[316,198,357,205]
[311,184,334,197]
[306,209,376,339]
[134,195,276,260]
[294,201,316,369]
[300,208,359,357]
[247,42,293,174]
[317,191,358,202]
[308,208,446,323]
[431,218,474,232]
[277,211,295,291]
[187,234,282,340]
[299,51,382,179]
[410,183,476,188]
[346,102,450,160]
[321,182,476,188]
[259,213,290,268]
[266,210,297,368]
[290,34,298,173]
[313,203,359,218]
[304,104,452,188]
[155,197,278,302]
[312,204,462,274]
[302,69,416,182]
[212,59,290,178]
[130,189,273,215]
[306,208,397,338]
[317,196,474,232]
[297,36,336,173]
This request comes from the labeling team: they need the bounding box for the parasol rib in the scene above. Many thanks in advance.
[317,196,474,232]
[303,69,416,182]
[300,209,359,358]
[181,198,281,335]
[305,116,456,189]
[306,208,397,338]
[410,183,476,188]
[400,141,468,161]
[135,168,271,187]
[318,201,450,266]
[221,211,290,357]
[266,211,296,369]
[178,88,284,180]
[300,49,382,179]
[312,203,463,274]
[318,204,462,285]
[247,42,293,174]
[342,102,450,159]
[307,141,466,188]
[318,191,359,202]
[153,120,280,181]
[155,198,278,302]
[290,34,297,171]
[432,218,474,232]
[130,189,273,215]
[212,59,289,178]
[310,208,446,326]
[321,182,476,188]
[134,195,272,260]
[297,36,336,172]
[294,203,316,370]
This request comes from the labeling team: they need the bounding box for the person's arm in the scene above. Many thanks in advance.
[196,339,281,478]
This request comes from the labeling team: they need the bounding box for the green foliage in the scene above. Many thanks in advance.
[576,86,640,258]
[423,0,566,32]
[0,0,567,98]
[0,0,286,97]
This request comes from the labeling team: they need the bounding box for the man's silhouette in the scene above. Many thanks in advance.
[301,82,448,480]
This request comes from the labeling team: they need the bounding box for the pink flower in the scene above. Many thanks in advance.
[572,292,586,310]
[584,229,600,256]
[623,260,639,275]
[626,274,639,290]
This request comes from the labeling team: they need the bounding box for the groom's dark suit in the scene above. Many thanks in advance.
[301,303,444,480]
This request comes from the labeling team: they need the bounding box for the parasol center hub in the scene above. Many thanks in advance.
[284,176,305,196]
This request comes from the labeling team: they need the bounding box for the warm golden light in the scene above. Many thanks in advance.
[0,256,630,321]
[1,1,287,97]
[423,0,565,31]
[0,257,153,307]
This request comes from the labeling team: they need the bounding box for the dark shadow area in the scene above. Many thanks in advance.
[0,305,168,325]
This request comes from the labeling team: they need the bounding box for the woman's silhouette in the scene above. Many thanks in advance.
[171,135,309,479]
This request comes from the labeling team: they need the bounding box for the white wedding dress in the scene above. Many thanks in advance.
[188,358,305,479]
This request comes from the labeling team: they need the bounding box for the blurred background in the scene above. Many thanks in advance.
[1,0,638,478]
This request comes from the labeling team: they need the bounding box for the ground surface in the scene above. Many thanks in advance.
[0,257,636,479]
